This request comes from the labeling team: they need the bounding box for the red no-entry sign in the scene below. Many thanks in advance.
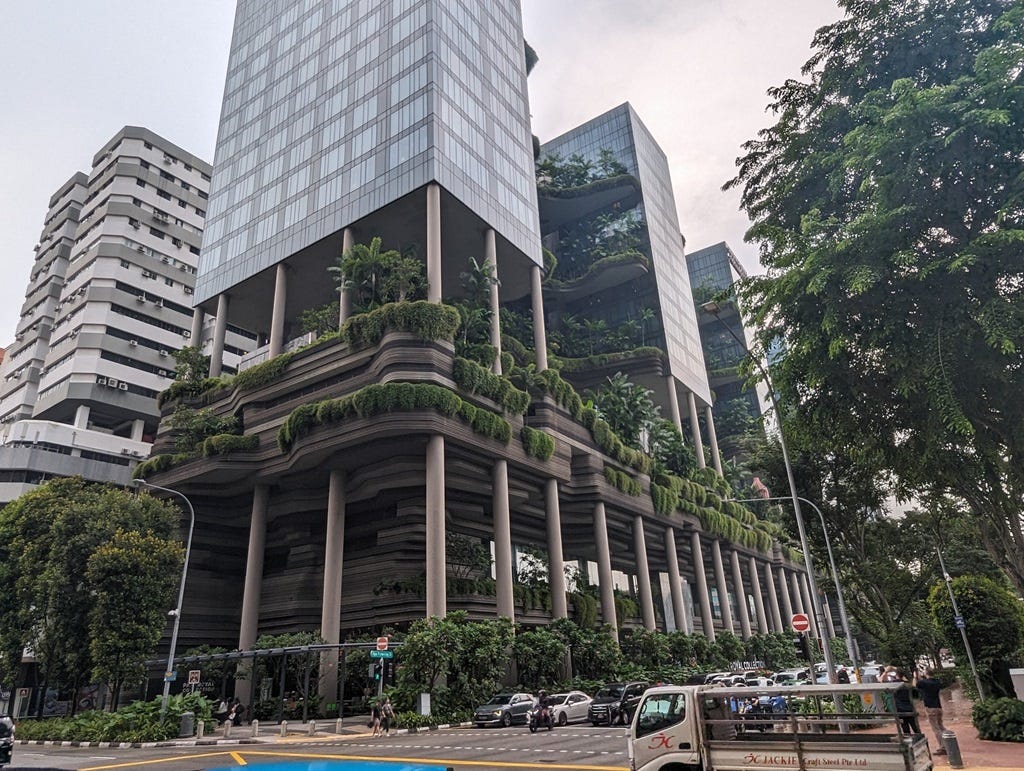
[791,613,811,633]
[376,636,389,651]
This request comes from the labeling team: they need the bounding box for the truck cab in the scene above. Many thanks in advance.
[629,683,933,771]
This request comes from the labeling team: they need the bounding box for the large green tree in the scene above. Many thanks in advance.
[0,479,182,709]
[728,0,1024,594]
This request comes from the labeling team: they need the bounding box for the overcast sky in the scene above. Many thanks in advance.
[0,0,841,346]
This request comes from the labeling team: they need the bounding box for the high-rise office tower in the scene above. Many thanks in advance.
[686,241,768,457]
[0,127,251,502]
[539,103,719,471]
[192,0,542,367]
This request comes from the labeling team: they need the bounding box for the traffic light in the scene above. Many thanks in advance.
[793,633,811,661]
[373,661,383,681]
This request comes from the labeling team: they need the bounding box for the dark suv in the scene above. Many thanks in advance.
[588,681,649,725]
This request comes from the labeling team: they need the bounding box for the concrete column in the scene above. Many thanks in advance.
[691,532,715,642]
[705,406,723,475]
[74,404,90,429]
[730,548,752,639]
[665,527,686,633]
[427,183,442,303]
[209,293,230,378]
[425,435,446,617]
[633,516,656,630]
[666,376,683,433]
[131,419,145,442]
[777,567,794,626]
[236,484,268,705]
[485,228,502,375]
[593,502,617,634]
[747,557,769,634]
[765,562,784,632]
[190,308,204,347]
[338,227,353,328]
[319,470,346,703]
[545,479,567,618]
[492,460,514,621]
[799,572,821,640]
[530,264,548,371]
[711,539,734,634]
[269,263,288,358]
[687,392,706,469]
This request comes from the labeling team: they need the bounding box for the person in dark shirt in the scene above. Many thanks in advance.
[891,669,920,735]
[914,668,947,755]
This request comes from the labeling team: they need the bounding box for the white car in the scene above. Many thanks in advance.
[548,690,592,726]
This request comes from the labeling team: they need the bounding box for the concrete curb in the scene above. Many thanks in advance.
[17,738,262,748]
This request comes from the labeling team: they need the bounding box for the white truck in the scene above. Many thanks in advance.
[629,683,933,771]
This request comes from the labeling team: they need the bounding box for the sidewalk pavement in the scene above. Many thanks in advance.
[926,683,1023,770]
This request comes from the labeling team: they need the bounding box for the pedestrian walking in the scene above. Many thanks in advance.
[892,669,920,735]
[914,668,948,755]
[381,696,394,736]
[370,699,382,737]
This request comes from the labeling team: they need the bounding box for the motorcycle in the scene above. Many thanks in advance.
[528,704,553,732]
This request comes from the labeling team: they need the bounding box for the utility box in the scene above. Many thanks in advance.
[179,711,194,738]
[416,693,431,716]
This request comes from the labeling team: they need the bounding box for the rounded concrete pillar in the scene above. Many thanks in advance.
[426,435,446,617]
[269,263,288,358]
[485,229,502,375]
[765,562,784,632]
[190,308,205,346]
[748,556,770,634]
[665,526,687,633]
[427,184,442,303]
[492,460,514,621]
[777,567,794,625]
[209,293,230,378]
[711,539,734,634]
[593,502,617,634]
[545,479,567,619]
[236,484,269,706]
[530,265,548,371]
[338,227,353,328]
[633,516,656,630]
[319,470,346,703]
[730,548,752,639]
[705,405,723,475]
[687,392,706,469]
[690,532,716,642]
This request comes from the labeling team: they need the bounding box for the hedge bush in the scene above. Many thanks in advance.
[605,466,642,496]
[456,342,498,368]
[342,301,461,348]
[132,452,191,479]
[453,357,530,414]
[13,694,212,743]
[556,345,665,374]
[157,377,226,408]
[201,433,259,457]
[521,426,555,461]
[973,697,1024,741]
[278,382,512,451]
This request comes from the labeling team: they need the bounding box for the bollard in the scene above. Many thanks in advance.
[197,720,205,739]
[279,720,289,737]
[224,721,232,739]
[942,729,964,769]
[335,718,343,734]
[307,720,316,736]
[251,719,260,738]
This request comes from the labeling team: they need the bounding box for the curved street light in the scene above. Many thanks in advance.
[132,478,195,717]
[700,300,838,682]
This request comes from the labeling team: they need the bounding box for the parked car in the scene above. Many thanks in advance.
[548,690,592,726]
[473,692,535,727]
[745,676,776,687]
[588,681,649,725]
[774,668,810,683]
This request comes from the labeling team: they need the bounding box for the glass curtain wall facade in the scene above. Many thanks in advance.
[541,103,710,404]
[196,0,541,306]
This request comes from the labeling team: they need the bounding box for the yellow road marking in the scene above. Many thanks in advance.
[230,750,248,765]
[80,751,233,770]
[240,748,627,770]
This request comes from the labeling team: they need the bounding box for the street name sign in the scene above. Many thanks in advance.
[370,649,394,659]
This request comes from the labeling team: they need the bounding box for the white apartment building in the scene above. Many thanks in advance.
[0,127,255,502]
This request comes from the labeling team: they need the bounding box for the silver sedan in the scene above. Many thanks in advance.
[548,690,593,726]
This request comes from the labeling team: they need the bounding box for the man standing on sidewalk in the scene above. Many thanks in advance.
[914,668,947,755]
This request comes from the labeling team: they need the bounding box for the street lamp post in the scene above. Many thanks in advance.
[936,545,986,700]
[701,301,838,682]
[133,479,195,716]
[730,495,858,672]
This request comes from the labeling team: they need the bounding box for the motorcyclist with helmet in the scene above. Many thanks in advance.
[530,689,553,732]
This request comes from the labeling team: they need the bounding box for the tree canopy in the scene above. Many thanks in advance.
[0,479,182,707]
[728,0,1024,594]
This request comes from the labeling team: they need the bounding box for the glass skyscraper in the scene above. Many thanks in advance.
[196,0,541,323]
[541,103,711,405]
